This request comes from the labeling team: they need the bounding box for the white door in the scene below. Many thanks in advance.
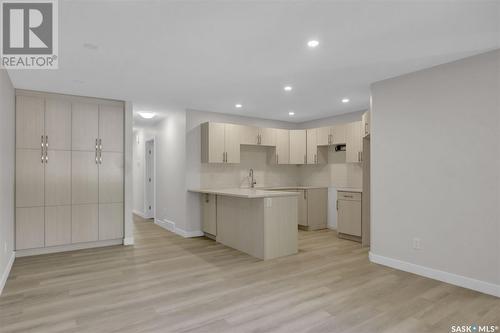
[98,152,124,204]
[144,140,155,219]
[72,151,99,205]
[16,149,44,208]
[45,99,71,150]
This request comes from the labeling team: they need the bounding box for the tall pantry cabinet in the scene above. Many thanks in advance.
[15,91,124,254]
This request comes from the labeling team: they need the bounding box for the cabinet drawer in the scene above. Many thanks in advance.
[338,191,361,201]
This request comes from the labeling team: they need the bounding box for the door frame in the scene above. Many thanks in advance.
[143,137,156,219]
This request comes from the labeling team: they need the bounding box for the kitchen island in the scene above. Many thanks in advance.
[189,188,299,260]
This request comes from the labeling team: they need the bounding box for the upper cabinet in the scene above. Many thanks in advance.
[306,129,327,164]
[346,121,363,163]
[362,111,371,137]
[241,126,276,146]
[289,130,307,164]
[201,122,241,164]
[316,125,347,146]
[270,129,289,165]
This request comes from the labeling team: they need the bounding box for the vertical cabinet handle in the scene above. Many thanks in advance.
[205,194,209,203]
[304,191,307,200]
[41,135,45,163]
[336,200,338,210]
[95,138,99,164]
[45,135,48,163]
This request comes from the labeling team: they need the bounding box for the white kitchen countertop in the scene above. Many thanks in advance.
[188,188,299,198]
[260,186,328,190]
[336,187,363,193]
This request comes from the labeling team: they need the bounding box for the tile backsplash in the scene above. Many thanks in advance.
[199,145,362,189]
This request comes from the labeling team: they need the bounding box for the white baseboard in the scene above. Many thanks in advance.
[123,237,134,245]
[369,252,500,298]
[0,252,15,295]
[16,239,123,257]
[155,218,203,238]
[133,210,147,219]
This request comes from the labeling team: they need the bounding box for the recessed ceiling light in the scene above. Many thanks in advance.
[235,104,243,108]
[288,111,295,116]
[342,98,350,103]
[138,112,155,119]
[284,86,293,92]
[307,40,319,48]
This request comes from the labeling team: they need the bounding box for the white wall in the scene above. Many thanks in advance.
[370,50,500,296]
[0,68,15,294]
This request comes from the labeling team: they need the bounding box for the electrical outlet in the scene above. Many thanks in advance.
[413,238,421,250]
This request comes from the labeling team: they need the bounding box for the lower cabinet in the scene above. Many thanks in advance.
[99,203,124,240]
[72,204,99,243]
[201,194,217,237]
[299,188,328,230]
[45,205,71,247]
[16,207,45,250]
[337,191,362,241]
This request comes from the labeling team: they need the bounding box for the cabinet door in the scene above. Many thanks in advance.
[346,121,362,163]
[45,205,71,247]
[240,125,259,145]
[306,129,317,164]
[289,130,306,164]
[72,204,98,243]
[45,99,71,150]
[201,194,217,236]
[260,127,276,146]
[16,149,44,207]
[72,103,99,151]
[99,203,123,240]
[16,95,44,149]
[45,150,71,206]
[297,190,308,226]
[99,105,124,152]
[99,152,124,203]
[224,124,241,164]
[207,123,225,163]
[338,199,361,236]
[332,124,346,145]
[306,189,328,230]
[275,129,289,164]
[72,151,99,205]
[317,127,331,146]
[16,207,45,250]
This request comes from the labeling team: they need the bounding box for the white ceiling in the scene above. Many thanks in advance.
[7,1,500,123]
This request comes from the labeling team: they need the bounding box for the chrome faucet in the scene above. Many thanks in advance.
[249,168,257,188]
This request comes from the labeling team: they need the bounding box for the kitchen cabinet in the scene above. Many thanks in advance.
[241,126,276,146]
[306,129,327,164]
[337,191,362,241]
[289,130,307,164]
[15,91,125,254]
[272,188,327,230]
[270,129,289,164]
[201,122,241,164]
[316,125,347,146]
[362,111,370,137]
[201,193,217,237]
[346,121,363,163]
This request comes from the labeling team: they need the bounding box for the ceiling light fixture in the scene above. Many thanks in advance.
[235,104,243,108]
[138,112,156,119]
[288,111,295,116]
[342,98,350,103]
[307,40,319,48]
[284,86,293,92]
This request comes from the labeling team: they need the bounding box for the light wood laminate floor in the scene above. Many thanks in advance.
[1,215,499,333]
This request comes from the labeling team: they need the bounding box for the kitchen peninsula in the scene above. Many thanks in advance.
[189,188,299,260]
